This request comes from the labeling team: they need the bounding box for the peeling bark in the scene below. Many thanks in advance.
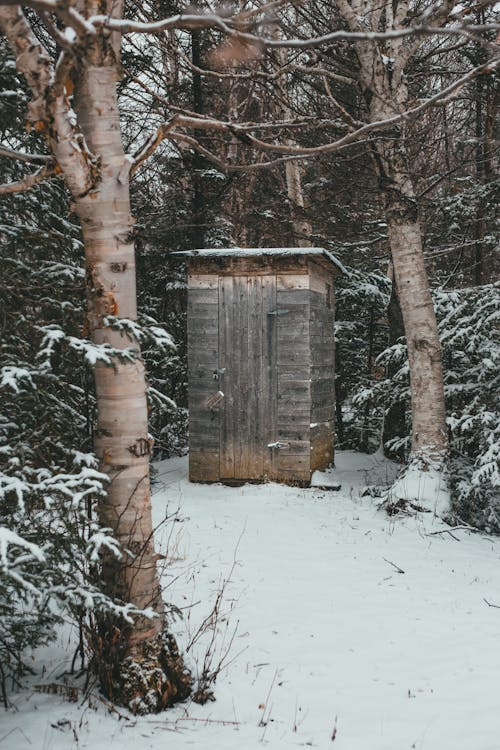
[72,58,190,708]
[1,2,190,710]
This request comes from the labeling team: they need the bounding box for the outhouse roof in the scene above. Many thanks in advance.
[175,247,346,275]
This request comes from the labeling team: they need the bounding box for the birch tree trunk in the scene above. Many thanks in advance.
[336,0,449,469]
[0,3,190,712]
[374,131,447,463]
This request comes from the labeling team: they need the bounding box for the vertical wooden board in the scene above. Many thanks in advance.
[187,285,220,481]
[218,276,235,479]
[275,284,311,481]
[308,267,336,447]
[262,275,277,479]
[310,421,335,471]
[235,276,250,478]
[247,276,264,478]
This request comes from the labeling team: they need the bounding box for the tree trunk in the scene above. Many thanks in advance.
[366,116,448,465]
[377,149,447,464]
[0,2,190,712]
[73,61,190,712]
[382,270,406,461]
[285,157,313,247]
[333,0,450,495]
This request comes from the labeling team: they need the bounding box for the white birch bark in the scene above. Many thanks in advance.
[336,0,449,467]
[0,2,190,710]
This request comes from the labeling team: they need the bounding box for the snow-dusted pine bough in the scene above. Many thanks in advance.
[349,283,499,529]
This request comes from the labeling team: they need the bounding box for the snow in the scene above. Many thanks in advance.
[174,247,347,275]
[388,463,451,518]
[0,365,33,393]
[4,451,500,750]
[0,527,45,568]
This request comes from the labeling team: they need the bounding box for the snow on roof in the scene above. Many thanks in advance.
[175,247,346,274]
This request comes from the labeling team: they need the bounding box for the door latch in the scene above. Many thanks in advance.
[213,368,226,380]
[267,309,289,316]
[267,441,289,449]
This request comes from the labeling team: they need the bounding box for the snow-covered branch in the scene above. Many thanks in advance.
[0,163,58,194]
[0,146,53,165]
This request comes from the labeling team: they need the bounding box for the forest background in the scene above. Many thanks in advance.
[0,0,498,715]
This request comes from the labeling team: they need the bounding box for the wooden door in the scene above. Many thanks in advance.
[218,275,277,480]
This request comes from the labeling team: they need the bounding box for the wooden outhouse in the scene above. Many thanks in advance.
[180,248,344,485]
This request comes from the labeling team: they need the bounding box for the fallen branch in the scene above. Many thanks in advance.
[426,528,461,541]
[383,557,405,574]
[484,598,500,609]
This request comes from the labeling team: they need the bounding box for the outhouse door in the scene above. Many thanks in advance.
[218,275,277,480]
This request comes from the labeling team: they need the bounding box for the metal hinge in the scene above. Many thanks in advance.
[267,441,289,449]
[267,309,289,316]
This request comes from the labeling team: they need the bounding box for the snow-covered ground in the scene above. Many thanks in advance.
[4,451,500,750]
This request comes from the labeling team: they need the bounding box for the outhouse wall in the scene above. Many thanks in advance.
[309,259,336,471]
[185,251,340,485]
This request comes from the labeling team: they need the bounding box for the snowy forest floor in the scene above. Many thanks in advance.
[3,451,500,750]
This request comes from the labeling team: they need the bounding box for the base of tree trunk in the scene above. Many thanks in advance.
[90,628,191,714]
[384,452,450,519]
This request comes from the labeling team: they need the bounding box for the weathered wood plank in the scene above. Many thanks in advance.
[263,275,277,479]
[310,308,334,324]
[277,337,309,355]
[188,351,218,367]
[277,350,311,367]
[311,378,335,397]
[188,303,219,320]
[188,274,218,289]
[188,255,308,277]
[310,421,334,471]
[275,453,310,473]
[188,289,220,304]
[235,276,250,478]
[311,404,335,422]
[277,274,309,290]
[277,324,309,340]
[310,343,335,362]
[278,408,311,424]
[247,276,264,478]
[219,275,235,478]
[277,426,310,442]
[189,432,220,450]
[311,365,334,379]
[189,450,220,482]
[278,366,310,380]
[188,335,219,350]
[278,384,311,400]
[276,289,310,305]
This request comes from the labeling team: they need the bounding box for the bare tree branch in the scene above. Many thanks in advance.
[171,58,499,158]
[0,146,53,165]
[0,164,58,195]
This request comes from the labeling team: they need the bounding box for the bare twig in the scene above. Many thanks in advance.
[484,598,500,609]
[0,146,53,165]
[383,557,405,574]
[426,528,461,540]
